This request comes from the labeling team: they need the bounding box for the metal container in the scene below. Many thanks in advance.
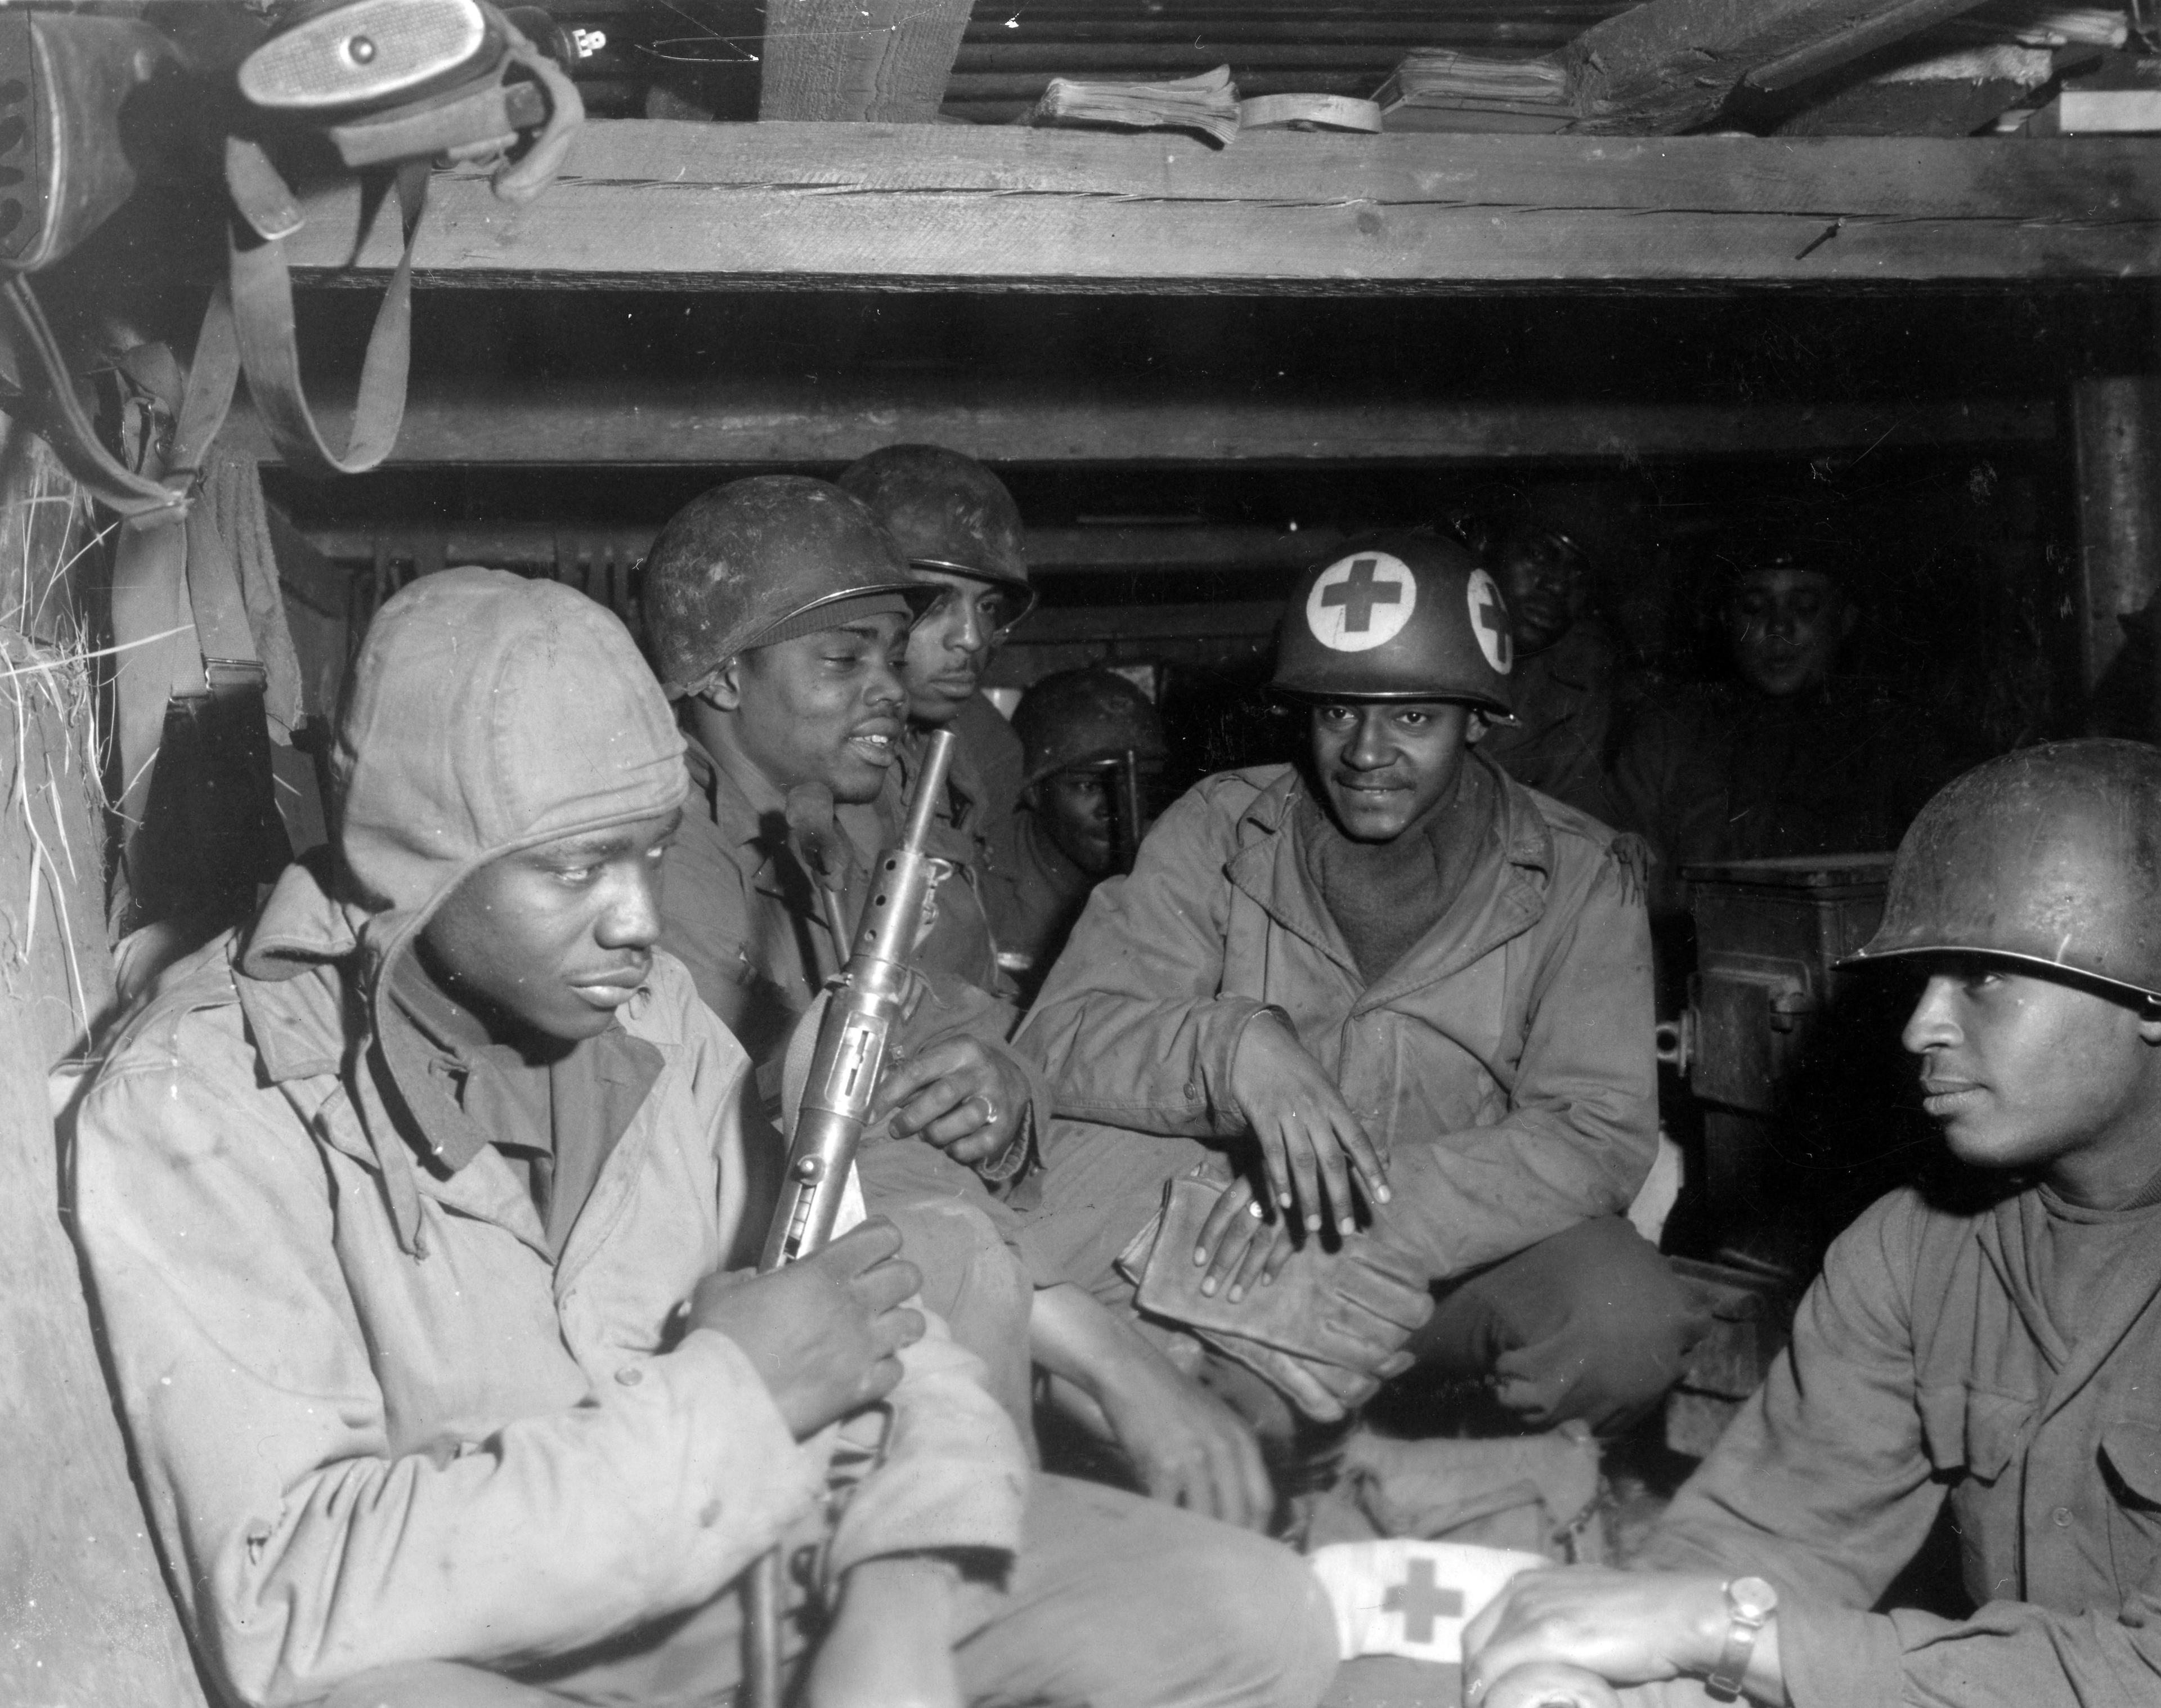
[1683,853,1892,1115]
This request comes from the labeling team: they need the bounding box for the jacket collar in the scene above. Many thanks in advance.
[234,856,370,1084]
[1978,1185,2161,1420]
[231,857,663,1266]
[1225,753,1556,1007]
[685,732,776,855]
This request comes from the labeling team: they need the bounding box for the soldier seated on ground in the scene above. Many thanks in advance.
[647,477,1277,1532]
[68,568,1339,1708]
[839,443,1034,952]
[1465,740,2161,1708]
[989,667,1167,999]
[1476,524,1634,832]
[1015,536,1706,1474]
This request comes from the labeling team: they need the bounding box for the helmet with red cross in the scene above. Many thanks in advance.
[1271,532,1516,718]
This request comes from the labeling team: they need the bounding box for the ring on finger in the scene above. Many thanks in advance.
[969,1093,1001,1128]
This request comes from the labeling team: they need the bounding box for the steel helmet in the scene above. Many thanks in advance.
[1271,533,1516,718]
[1013,668,1168,787]
[1845,738,2161,1004]
[837,444,1037,624]
[645,476,932,698]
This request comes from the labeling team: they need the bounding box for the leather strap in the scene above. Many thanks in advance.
[226,139,428,479]
[0,278,185,518]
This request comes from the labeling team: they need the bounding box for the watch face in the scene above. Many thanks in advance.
[1730,1577,1778,1620]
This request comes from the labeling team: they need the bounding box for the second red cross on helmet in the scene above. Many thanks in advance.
[1466,567,1514,674]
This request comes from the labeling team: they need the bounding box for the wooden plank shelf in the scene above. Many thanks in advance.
[277,120,2161,293]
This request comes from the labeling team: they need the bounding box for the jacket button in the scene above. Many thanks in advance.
[615,1366,644,1387]
[2053,1506,2073,1527]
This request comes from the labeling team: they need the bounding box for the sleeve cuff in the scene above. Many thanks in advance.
[974,1043,1050,1185]
[1201,998,1280,1119]
[1776,1598,1907,1708]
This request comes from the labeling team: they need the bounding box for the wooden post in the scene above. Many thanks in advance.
[0,423,206,1706]
[1562,0,1993,132]
[2071,376,2161,730]
[759,0,976,120]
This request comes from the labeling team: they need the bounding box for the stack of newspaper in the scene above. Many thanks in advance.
[1372,50,1572,133]
[1028,66,1243,147]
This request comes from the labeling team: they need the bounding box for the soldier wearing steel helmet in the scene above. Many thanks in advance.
[1016,534,1703,1453]
[990,667,1169,996]
[1462,738,2161,1708]
[839,445,1037,952]
[644,475,1280,1536]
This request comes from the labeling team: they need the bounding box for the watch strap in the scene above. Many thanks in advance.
[1705,1577,1775,1702]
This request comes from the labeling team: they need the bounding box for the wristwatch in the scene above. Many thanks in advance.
[1704,1576,1777,1702]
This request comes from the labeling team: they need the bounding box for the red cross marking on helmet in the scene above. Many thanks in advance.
[1474,584,1512,669]
[1321,557,1402,634]
[1381,1559,1464,1644]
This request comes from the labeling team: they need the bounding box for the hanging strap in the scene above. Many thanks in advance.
[226,139,428,479]
[0,273,240,521]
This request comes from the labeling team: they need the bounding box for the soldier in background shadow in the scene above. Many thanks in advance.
[1477,524,1635,832]
[990,667,1168,1002]
[840,445,1034,957]
[1614,543,1964,907]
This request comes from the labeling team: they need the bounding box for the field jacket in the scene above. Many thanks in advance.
[71,861,1026,1707]
[1645,1181,2161,1708]
[1019,757,1656,1284]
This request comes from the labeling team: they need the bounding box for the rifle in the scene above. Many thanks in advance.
[743,727,959,1708]
[1109,746,1147,877]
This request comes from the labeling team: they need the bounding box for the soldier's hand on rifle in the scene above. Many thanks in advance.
[873,1035,1029,1168]
[1229,1008,1391,1236]
[685,1218,925,1439]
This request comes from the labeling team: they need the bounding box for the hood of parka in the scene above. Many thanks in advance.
[230,568,685,1261]
[326,566,688,994]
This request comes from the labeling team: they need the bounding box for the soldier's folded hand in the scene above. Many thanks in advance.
[1463,1567,1729,1702]
[1229,1008,1391,1236]
[1093,1338,1274,1532]
[873,1034,1029,1167]
[1191,1173,1297,1302]
[686,1218,925,1438]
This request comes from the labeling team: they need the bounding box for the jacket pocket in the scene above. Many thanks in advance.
[1918,1383,2033,1483]
[2100,1419,2161,1594]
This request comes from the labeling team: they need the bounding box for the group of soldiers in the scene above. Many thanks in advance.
[66,447,2161,1708]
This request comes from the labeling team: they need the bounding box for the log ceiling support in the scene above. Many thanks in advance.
[276,121,2161,292]
[230,385,2054,467]
[2072,376,2161,715]
[1563,0,1997,133]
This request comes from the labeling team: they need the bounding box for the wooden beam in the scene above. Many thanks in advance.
[2072,375,2161,707]
[231,382,2055,466]
[759,0,974,120]
[1562,0,1994,134]
[275,120,2161,292]
[304,523,1352,577]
